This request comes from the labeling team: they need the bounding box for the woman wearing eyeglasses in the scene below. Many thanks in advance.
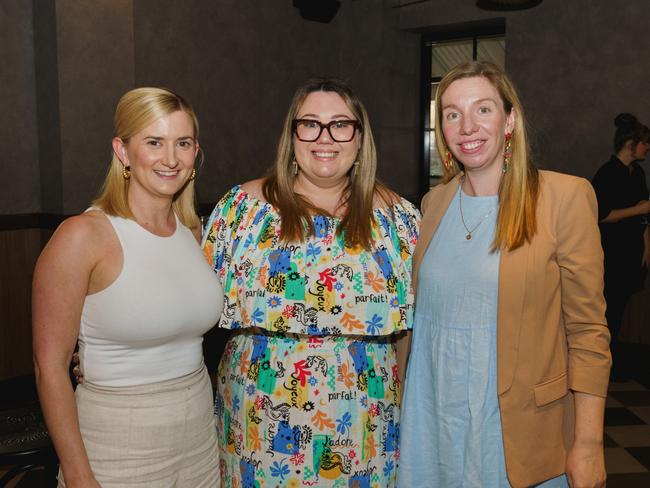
[202,78,419,487]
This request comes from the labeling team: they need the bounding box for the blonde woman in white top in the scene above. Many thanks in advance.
[32,88,222,487]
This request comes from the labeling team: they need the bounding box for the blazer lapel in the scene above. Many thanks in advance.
[413,174,529,396]
[497,234,530,395]
[412,176,461,289]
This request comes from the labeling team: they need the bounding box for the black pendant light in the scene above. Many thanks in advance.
[476,0,543,11]
[293,0,341,23]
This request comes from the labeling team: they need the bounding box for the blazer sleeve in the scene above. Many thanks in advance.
[556,178,611,397]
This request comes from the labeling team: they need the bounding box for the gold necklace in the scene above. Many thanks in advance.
[458,180,496,240]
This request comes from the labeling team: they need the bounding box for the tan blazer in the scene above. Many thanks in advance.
[412,170,611,488]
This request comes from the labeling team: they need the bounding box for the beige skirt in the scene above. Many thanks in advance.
[58,365,219,487]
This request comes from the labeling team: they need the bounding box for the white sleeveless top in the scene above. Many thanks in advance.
[78,213,223,387]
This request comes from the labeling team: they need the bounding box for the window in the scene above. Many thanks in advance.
[420,26,505,193]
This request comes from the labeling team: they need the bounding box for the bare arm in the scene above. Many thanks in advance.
[600,199,650,223]
[396,331,411,393]
[32,217,102,488]
[565,392,606,488]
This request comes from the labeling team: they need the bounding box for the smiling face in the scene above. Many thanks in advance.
[441,76,515,178]
[113,110,198,202]
[293,91,360,187]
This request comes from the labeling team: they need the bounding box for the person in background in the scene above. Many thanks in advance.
[591,113,650,381]
[202,78,419,487]
[33,87,222,487]
[398,61,611,488]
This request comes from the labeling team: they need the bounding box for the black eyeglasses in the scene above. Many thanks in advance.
[292,118,361,142]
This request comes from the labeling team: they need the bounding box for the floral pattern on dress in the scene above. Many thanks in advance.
[202,185,420,487]
[202,186,420,337]
[217,331,402,487]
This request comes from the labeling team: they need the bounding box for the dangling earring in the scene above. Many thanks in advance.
[189,169,196,181]
[503,132,513,174]
[122,166,131,180]
[444,148,454,171]
[353,161,359,177]
[292,160,298,175]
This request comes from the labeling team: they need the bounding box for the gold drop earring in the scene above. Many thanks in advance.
[444,148,454,171]
[503,132,513,174]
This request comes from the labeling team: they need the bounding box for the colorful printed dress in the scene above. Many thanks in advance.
[202,186,419,488]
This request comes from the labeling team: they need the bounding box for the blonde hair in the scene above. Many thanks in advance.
[92,87,201,229]
[434,61,539,251]
[262,78,391,249]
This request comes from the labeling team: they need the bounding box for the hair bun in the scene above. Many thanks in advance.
[615,113,638,129]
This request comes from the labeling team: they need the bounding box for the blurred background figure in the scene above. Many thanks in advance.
[591,113,650,381]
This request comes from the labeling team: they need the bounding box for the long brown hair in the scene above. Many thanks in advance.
[92,87,201,229]
[434,61,539,251]
[262,78,390,249]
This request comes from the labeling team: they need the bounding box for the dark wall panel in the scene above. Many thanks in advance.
[132,0,420,205]
[0,0,40,214]
[56,0,135,214]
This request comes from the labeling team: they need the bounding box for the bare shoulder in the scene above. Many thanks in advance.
[51,211,108,246]
[41,210,116,265]
[240,178,268,203]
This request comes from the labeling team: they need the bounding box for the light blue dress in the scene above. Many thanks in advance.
[398,188,568,488]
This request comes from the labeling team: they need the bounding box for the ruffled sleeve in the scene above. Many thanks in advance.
[381,198,421,329]
[202,187,421,336]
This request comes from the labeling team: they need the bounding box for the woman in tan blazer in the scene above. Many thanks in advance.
[397,62,611,488]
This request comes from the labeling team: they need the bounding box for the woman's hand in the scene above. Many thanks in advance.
[566,440,606,488]
[566,392,607,488]
[71,352,85,384]
[634,199,650,216]
[64,474,102,488]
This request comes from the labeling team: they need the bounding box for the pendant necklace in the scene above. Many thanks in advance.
[458,178,496,240]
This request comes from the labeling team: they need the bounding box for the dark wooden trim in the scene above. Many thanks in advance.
[0,204,222,231]
[391,0,430,8]
[418,17,505,40]
[0,214,66,231]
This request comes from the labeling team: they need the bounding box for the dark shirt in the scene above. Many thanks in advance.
[591,155,648,291]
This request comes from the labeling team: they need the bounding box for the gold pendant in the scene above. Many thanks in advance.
[466,233,472,240]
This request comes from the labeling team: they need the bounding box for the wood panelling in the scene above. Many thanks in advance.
[0,228,52,381]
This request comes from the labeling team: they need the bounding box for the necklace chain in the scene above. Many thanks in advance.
[458,179,496,240]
